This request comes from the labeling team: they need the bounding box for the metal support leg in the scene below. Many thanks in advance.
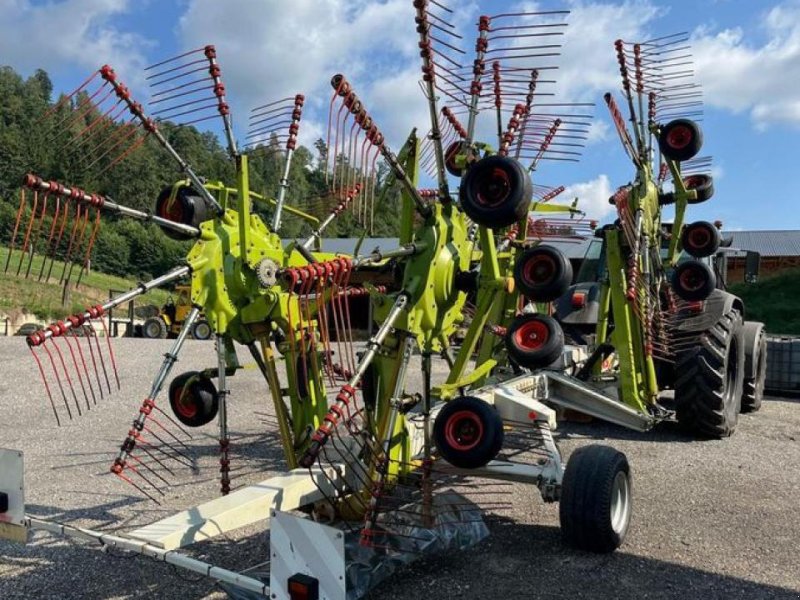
[217,335,231,495]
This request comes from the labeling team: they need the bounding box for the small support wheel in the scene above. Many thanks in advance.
[671,260,716,301]
[514,245,573,302]
[559,444,632,553]
[433,396,504,469]
[681,221,721,258]
[658,118,703,162]
[505,313,565,369]
[169,371,219,428]
[683,174,714,203]
[191,319,213,340]
[741,321,767,413]
[444,140,467,177]
[142,316,168,339]
[459,155,532,229]
[155,185,211,240]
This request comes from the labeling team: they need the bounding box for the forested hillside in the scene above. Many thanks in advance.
[0,66,401,282]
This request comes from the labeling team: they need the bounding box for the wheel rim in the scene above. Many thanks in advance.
[610,470,631,535]
[679,267,705,292]
[145,321,161,337]
[513,319,549,351]
[173,386,197,419]
[445,141,464,173]
[444,410,484,452]
[194,323,211,339]
[683,175,705,190]
[476,167,511,207]
[523,254,556,287]
[159,197,184,222]
[666,125,692,150]
[687,227,711,251]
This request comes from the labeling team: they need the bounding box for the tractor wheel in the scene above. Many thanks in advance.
[681,221,721,258]
[505,313,564,369]
[514,245,573,302]
[459,155,532,229]
[671,260,716,301]
[674,309,745,437]
[741,321,767,413]
[433,396,504,469]
[168,371,219,428]
[142,316,168,339]
[559,444,632,553]
[191,319,213,340]
[658,118,703,162]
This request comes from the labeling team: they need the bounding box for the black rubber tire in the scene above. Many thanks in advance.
[168,371,219,428]
[674,309,745,437]
[741,321,767,413]
[191,319,213,340]
[684,174,714,203]
[671,260,716,301]
[459,155,532,229]
[658,118,703,162]
[155,185,212,241]
[445,140,467,177]
[514,245,573,302]
[681,221,721,258]
[559,444,632,553]
[505,313,565,369]
[142,316,168,339]
[433,396,504,469]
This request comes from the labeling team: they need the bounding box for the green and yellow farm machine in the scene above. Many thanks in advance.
[0,4,766,599]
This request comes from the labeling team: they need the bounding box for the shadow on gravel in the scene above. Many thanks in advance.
[556,418,698,444]
[368,517,800,599]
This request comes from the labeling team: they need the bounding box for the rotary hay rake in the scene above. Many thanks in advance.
[0,4,766,600]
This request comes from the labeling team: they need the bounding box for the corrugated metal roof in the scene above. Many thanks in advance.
[723,230,800,258]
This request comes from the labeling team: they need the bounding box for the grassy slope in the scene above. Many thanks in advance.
[0,247,170,321]
[730,268,800,335]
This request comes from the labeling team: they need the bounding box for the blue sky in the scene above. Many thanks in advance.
[1,0,798,230]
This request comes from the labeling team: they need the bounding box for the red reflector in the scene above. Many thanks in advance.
[687,301,704,313]
[571,292,586,309]
[288,573,319,600]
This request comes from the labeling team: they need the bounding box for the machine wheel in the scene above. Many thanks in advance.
[155,185,212,241]
[433,396,504,469]
[505,313,564,369]
[671,260,716,301]
[168,371,219,428]
[559,445,632,553]
[191,319,213,340]
[658,118,702,162]
[459,155,532,229]
[674,309,745,437]
[514,245,573,302]
[741,321,767,413]
[142,316,168,339]
[684,174,714,203]
[444,140,467,177]
[681,221,721,258]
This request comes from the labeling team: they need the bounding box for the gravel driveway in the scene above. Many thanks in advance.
[0,337,798,599]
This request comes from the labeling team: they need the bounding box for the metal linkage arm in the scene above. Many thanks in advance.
[26,266,190,347]
[98,65,224,215]
[299,293,409,467]
[22,174,201,238]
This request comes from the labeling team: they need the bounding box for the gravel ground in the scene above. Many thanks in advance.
[0,337,799,599]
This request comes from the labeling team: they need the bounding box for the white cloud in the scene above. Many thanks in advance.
[692,1,800,129]
[561,173,614,220]
[0,0,150,85]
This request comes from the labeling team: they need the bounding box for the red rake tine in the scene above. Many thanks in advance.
[82,328,105,400]
[4,188,28,273]
[41,340,76,419]
[62,333,92,410]
[98,317,120,390]
[52,337,85,415]
[28,346,61,426]
[68,331,97,406]
[15,189,39,277]
[37,191,62,281]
